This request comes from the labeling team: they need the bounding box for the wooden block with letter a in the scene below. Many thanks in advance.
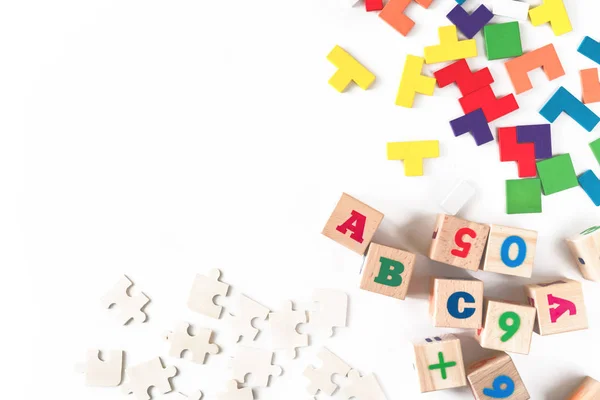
[429,214,490,271]
[568,376,600,400]
[475,298,536,354]
[413,334,467,393]
[467,352,530,400]
[482,225,537,277]
[524,278,588,335]
[429,278,484,329]
[360,243,416,300]
[322,193,384,255]
[566,225,600,282]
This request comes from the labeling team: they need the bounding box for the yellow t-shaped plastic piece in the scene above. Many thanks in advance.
[327,45,376,92]
[529,0,572,36]
[424,25,477,64]
[396,55,436,108]
[387,140,440,176]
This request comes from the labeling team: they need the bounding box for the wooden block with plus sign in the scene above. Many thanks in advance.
[429,214,490,271]
[524,279,588,336]
[566,225,600,282]
[412,334,467,393]
[429,277,484,329]
[482,225,538,278]
[467,352,530,400]
[568,376,600,400]
[360,243,416,300]
[475,299,536,355]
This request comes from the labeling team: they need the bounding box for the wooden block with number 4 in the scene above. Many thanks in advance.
[322,193,384,255]
[483,225,538,278]
[524,279,588,336]
[475,299,536,354]
[360,243,416,300]
[467,352,530,400]
[429,278,484,329]
[413,334,467,393]
[568,376,600,400]
[429,214,490,271]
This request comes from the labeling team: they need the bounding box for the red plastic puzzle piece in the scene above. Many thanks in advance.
[498,127,536,177]
[434,59,494,96]
[365,0,383,11]
[459,86,519,122]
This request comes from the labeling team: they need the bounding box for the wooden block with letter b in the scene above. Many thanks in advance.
[322,193,384,255]
[429,214,490,271]
[429,278,484,329]
[524,278,588,335]
[413,334,467,393]
[566,225,600,282]
[483,225,538,277]
[360,243,416,300]
[475,299,536,354]
[467,352,530,400]
[568,376,600,400]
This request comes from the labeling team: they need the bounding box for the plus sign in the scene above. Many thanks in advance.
[428,351,457,380]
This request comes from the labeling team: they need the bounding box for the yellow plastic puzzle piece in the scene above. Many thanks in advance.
[327,45,375,92]
[396,55,436,108]
[387,140,440,176]
[424,25,477,64]
[529,0,572,36]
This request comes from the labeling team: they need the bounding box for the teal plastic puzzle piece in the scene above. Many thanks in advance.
[579,170,600,206]
[539,86,600,132]
[506,179,542,214]
[536,154,578,195]
[483,22,523,60]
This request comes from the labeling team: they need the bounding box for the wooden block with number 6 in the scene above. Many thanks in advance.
[429,214,490,271]
[524,279,588,336]
[413,334,467,393]
[566,225,600,282]
[467,352,530,400]
[475,299,536,354]
[483,225,538,277]
[360,243,416,300]
[568,376,600,400]
[429,278,484,329]
[322,193,384,255]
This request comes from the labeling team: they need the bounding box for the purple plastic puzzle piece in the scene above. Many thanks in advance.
[516,124,552,159]
[450,108,494,146]
[446,4,494,39]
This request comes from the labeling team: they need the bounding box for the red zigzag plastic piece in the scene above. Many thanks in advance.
[498,127,536,178]
[433,59,494,96]
[460,86,519,122]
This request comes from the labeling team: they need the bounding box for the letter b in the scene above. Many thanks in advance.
[374,257,404,287]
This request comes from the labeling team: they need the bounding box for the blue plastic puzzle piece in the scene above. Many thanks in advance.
[455,0,466,4]
[578,36,600,65]
[579,170,600,206]
[539,86,600,132]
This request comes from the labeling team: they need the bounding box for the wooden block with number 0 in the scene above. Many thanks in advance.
[413,334,467,393]
[568,376,600,400]
[524,279,588,336]
[467,352,530,400]
[483,225,538,277]
[429,278,484,329]
[429,214,490,271]
[475,299,536,354]
[566,225,600,282]
[360,243,416,300]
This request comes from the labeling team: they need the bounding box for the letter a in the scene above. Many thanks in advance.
[547,294,577,323]
[336,210,366,243]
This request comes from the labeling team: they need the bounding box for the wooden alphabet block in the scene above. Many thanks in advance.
[475,299,536,354]
[482,225,537,278]
[429,214,490,271]
[568,376,600,400]
[322,193,384,255]
[467,352,530,400]
[524,279,588,335]
[360,243,416,300]
[429,278,483,329]
[566,226,600,282]
[413,334,467,393]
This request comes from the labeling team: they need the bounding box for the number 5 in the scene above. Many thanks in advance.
[451,228,476,258]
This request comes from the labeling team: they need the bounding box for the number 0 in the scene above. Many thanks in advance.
[500,236,526,268]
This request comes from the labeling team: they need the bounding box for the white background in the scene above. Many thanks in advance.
[4,0,600,398]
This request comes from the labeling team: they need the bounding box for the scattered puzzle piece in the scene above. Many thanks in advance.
[188,269,229,319]
[395,55,436,108]
[340,370,387,400]
[379,0,434,37]
[516,124,552,159]
[303,348,352,395]
[433,59,493,96]
[536,154,578,195]
[230,346,282,387]
[578,170,600,206]
[578,36,600,65]
[440,180,476,215]
[581,68,600,104]
[506,179,542,214]
[483,22,523,60]
[269,300,308,359]
[449,109,493,146]
[164,322,219,364]
[498,127,536,178]
[228,294,270,343]
[386,140,439,176]
[76,349,123,387]
[327,46,375,93]
[309,289,348,337]
[424,25,477,64]
[217,380,253,400]
[446,4,493,39]
[539,86,600,132]
[504,44,565,94]
[459,86,519,122]
[491,0,529,21]
[122,357,177,400]
[101,275,150,325]
[528,0,572,36]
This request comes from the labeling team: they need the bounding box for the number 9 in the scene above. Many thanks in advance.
[483,375,515,398]
[499,311,521,342]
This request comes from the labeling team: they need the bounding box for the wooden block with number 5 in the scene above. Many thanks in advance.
[524,279,588,336]
[413,334,467,393]
[360,243,416,300]
[475,299,536,354]
[568,376,600,400]
[322,193,384,255]
[429,214,490,271]
[482,225,538,277]
[429,278,484,329]
[467,352,530,400]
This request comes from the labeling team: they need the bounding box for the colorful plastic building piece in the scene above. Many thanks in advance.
[578,170,600,206]
[450,109,493,146]
[580,68,600,104]
[459,86,519,122]
[424,25,477,64]
[590,138,600,164]
[483,22,523,60]
[539,86,600,132]
[504,44,565,94]
[396,55,436,108]
[387,140,440,176]
[536,154,578,195]
[440,180,476,215]
[506,179,542,214]
[446,4,493,39]
[516,124,552,159]
[379,0,434,37]
[578,36,600,65]
[498,127,536,177]
[365,0,383,11]
[455,0,465,4]
[327,46,375,93]
[433,59,494,96]
[491,0,529,21]
[528,0,572,36]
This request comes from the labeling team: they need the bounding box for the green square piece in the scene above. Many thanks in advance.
[536,154,578,195]
[483,22,523,60]
[590,138,600,165]
[506,179,542,214]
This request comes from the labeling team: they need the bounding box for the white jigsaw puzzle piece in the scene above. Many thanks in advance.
[308,289,347,337]
[228,294,270,343]
[122,357,177,400]
[101,275,150,325]
[491,0,529,21]
[303,347,351,396]
[159,391,203,400]
[269,300,308,359]
[440,180,476,216]
[76,349,123,387]
[188,269,230,319]
[217,380,254,400]
[230,346,282,387]
[164,322,219,364]
[341,370,387,400]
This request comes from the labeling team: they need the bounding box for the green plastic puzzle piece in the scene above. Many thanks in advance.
[483,22,523,61]
[506,179,542,214]
[590,138,600,165]
[536,154,578,195]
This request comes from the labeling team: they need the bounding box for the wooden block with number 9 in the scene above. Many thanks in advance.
[429,214,490,271]
[467,352,530,400]
[475,299,536,354]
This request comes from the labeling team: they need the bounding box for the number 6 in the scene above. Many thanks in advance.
[483,375,515,398]
[499,311,521,342]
